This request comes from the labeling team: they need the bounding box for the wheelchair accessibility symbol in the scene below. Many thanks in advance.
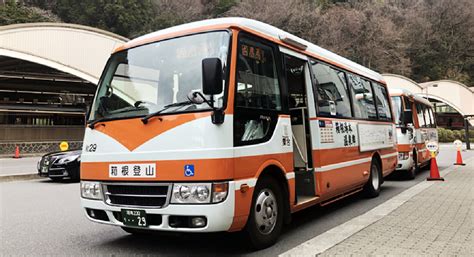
[184,165,195,177]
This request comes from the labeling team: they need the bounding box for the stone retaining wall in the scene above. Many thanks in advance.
[0,141,83,155]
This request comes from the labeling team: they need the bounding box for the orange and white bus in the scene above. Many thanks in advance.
[390,89,438,179]
[80,18,397,249]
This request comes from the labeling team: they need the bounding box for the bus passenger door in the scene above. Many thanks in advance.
[282,51,316,201]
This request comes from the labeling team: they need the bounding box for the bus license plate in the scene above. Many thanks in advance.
[121,209,148,227]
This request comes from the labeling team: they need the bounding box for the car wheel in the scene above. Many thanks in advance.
[71,167,80,181]
[245,176,283,250]
[363,160,381,198]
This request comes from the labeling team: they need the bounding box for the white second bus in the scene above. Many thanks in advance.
[390,89,438,179]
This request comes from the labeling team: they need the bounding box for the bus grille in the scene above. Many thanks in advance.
[103,183,171,208]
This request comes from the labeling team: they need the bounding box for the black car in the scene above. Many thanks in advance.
[37,150,81,181]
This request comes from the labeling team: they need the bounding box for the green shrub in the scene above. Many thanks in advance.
[437,127,474,143]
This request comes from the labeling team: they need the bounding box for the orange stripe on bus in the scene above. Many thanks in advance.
[93,112,210,151]
[397,144,412,152]
[314,162,369,200]
[313,147,397,167]
[81,157,234,181]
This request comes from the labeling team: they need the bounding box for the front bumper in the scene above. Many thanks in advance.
[81,181,236,232]
[396,155,414,171]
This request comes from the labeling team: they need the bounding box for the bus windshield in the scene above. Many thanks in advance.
[391,96,403,126]
[88,31,231,121]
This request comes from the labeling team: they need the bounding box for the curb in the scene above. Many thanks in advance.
[0,173,41,182]
[280,156,474,257]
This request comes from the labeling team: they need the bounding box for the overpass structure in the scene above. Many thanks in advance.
[382,74,474,149]
[0,23,128,154]
[383,74,474,127]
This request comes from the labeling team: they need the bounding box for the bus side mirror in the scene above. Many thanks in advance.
[202,58,223,96]
[403,110,413,125]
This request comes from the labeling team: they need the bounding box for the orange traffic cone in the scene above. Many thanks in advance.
[13,146,21,159]
[427,152,444,181]
[454,149,466,166]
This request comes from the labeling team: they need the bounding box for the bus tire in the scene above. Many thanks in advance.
[245,176,284,250]
[407,166,416,180]
[363,160,381,198]
[413,150,420,173]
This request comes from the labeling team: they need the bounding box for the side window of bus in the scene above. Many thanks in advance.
[404,97,412,111]
[311,61,352,118]
[423,105,432,127]
[373,83,392,121]
[347,74,377,119]
[416,103,426,127]
[428,107,436,127]
[235,38,281,110]
[234,36,281,145]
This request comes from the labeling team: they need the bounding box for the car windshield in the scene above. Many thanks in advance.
[391,96,402,126]
[88,31,231,121]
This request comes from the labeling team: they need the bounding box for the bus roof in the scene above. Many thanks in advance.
[389,88,433,107]
[115,17,385,83]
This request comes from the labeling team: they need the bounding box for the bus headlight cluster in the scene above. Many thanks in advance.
[171,182,228,204]
[81,181,103,200]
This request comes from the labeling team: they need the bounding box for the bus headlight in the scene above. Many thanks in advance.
[171,182,228,204]
[81,181,103,200]
[212,182,228,203]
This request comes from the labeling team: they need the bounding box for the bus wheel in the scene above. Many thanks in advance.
[413,151,420,173]
[245,176,283,250]
[407,166,416,180]
[363,160,381,198]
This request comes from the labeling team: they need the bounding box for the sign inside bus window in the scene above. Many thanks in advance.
[241,44,265,63]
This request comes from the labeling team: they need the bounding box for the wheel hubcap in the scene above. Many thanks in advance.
[254,189,278,235]
[371,164,380,190]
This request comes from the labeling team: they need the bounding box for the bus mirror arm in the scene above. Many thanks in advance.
[403,110,413,125]
[189,91,225,125]
[401,127,408,134]
[400,123,414,134]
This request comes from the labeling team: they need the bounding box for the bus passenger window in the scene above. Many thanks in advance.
[347,74,377,119]
[423,105,430,127]
[234,37,281,144]
[373,83,392,121]
[311,62,351,118]
[235,39,281,110]
[428,107,436,127]
[416,103,426,127]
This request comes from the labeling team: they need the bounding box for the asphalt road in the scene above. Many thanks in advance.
[0,157,41,175]
[1,146,472,256]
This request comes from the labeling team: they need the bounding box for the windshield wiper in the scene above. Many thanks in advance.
[88,101,149,129]
[141,101,194,124]
[87,117,115,129]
